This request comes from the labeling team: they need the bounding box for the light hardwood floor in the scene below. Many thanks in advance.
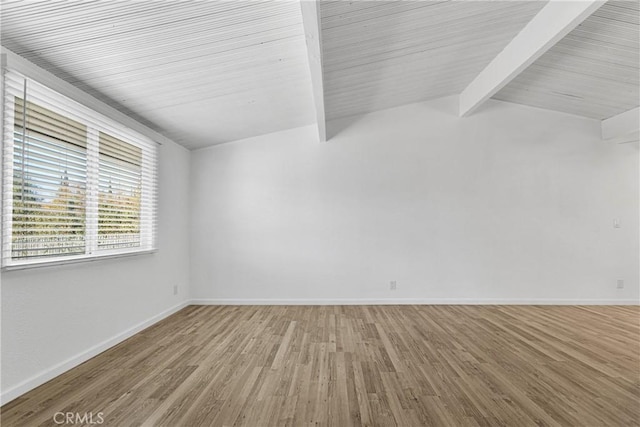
[2,305,639,426]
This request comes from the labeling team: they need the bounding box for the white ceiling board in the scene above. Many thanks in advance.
[459,0,605,116]
[2,0,637,146]
[319,0,547,121]
[146,84,315,147]
[494,0,640,120]
[0,0,315,149]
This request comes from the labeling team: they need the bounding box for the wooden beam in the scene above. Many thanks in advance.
[459,0,605,117]
[602,107,640,144]
[300,0,327,142]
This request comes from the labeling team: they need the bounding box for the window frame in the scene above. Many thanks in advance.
[1,64,159,271]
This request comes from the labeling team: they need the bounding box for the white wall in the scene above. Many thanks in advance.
[0,139,191,403]
[190,97,639,304]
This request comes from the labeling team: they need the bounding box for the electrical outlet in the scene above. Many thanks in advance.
[173,285,178,295]
[390,281,397,290]
[613,218,621,229]
[617,279,624,289]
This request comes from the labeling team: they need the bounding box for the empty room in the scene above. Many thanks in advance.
[1,0,639,426]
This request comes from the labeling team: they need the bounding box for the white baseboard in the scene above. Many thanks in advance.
[0,300,189,406]
[190,298,639,306]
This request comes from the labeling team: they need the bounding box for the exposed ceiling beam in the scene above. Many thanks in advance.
[602,107,640,144]
[300,0,327,142]
[459,0,605,117]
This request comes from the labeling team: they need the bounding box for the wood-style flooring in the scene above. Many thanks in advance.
[2,305,639,426]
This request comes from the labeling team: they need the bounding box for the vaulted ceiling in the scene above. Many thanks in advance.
[319,1,547,121]
[495,1,639,119]
[1,0,315,148]
[1,0,638,149]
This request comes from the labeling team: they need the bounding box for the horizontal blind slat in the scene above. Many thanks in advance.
[15,97,87,148]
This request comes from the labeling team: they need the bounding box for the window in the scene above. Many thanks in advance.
[2,70,158,268]
[98,132,144,250]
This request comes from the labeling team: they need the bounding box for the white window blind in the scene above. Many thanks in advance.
[2,69,158,268]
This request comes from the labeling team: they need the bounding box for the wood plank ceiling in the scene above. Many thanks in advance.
[319,0,547,121]
[1,0,638,148]
[0,0,315,149]
[494,0,640,120]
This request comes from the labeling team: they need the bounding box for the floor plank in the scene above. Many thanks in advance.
[2,305,638,426]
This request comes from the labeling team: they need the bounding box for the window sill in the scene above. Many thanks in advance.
[1,249,157,272]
